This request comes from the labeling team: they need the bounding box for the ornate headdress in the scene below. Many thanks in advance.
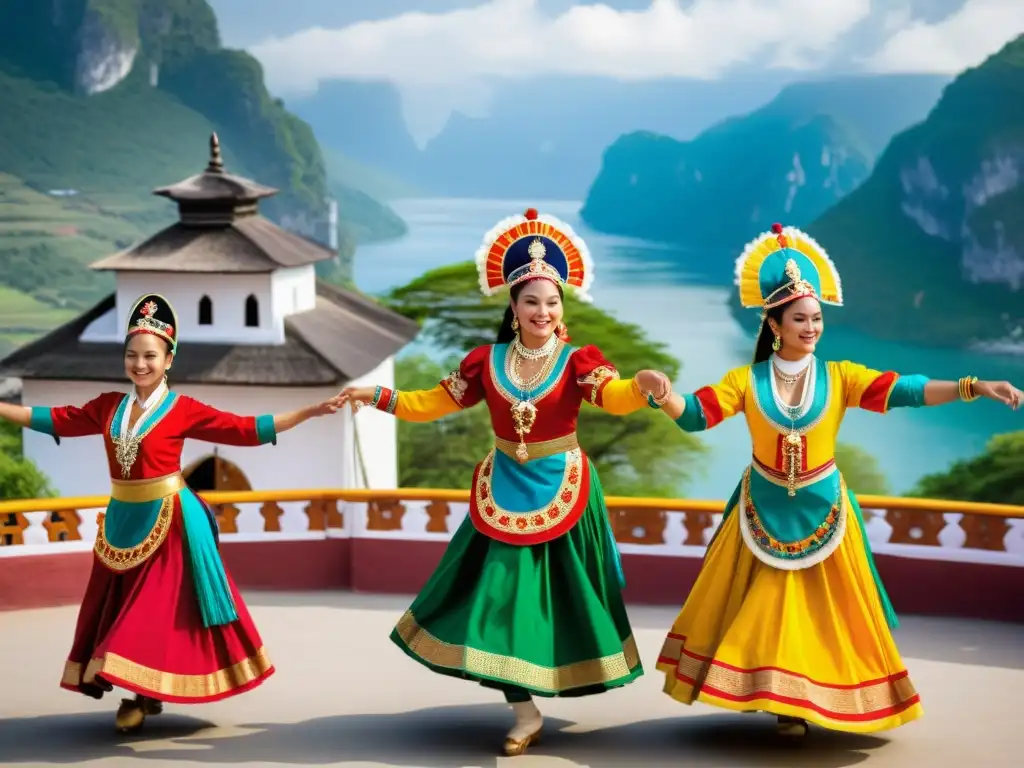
[475,207,594,302]
[125,293,178,352]
[735,223,843,312]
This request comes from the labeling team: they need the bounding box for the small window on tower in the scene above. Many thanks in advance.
[245,294,259,327]
[198,295,213,325]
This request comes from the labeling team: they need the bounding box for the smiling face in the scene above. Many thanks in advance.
[124,332,173,390]
[511,278,564,345]
[770,296,823,357]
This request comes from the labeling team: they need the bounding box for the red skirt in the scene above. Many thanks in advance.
[60,506,274,704]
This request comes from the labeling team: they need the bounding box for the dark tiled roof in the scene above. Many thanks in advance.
[0,285,420,387]
[90,216,335,273]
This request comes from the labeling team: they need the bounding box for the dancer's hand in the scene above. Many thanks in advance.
[976,381,1023,410]
[337,386,376,412]
[636,369,671,402]
[310,394,345,417]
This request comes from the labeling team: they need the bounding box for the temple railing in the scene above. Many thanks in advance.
[1,489,1023,565]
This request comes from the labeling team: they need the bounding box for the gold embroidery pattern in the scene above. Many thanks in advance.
[110,391,177,479]
[441,368,469,405]
[750,364,831,436]
[577,365,619,405]
[94,496,174,572]
[395,611,640,693]
[658,637,919,719]
[61,646,273,700]
[474,448,585,536]
[489,341,568,407]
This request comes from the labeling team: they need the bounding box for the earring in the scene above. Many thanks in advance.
[511,315,520,332]
[772,334,782,352]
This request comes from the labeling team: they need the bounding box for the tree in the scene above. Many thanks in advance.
[386,262,706,496]
[0,419,55,500]
[910,431,1024,505]
[833,442,890,495]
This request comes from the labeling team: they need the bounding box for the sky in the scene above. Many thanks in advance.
[209,0,1024,141]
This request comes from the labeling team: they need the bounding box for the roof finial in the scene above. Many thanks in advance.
[207,132,224,173]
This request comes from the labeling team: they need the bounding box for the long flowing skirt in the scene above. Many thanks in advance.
[390,461,642,698]
[656,490,922,733]
[60,506,274,704]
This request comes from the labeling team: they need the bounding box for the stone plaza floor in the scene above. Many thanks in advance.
[2,592,1021,767]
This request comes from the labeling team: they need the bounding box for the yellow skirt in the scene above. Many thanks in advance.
[656,503,923,733]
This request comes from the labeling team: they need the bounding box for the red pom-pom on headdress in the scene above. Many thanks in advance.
[771,222,788,248]
[524,208,538,221]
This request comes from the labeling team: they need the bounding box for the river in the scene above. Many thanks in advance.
[356,198,1024,498]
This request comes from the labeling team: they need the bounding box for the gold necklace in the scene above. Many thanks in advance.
[772,362,808,387]
[507,342,559,463]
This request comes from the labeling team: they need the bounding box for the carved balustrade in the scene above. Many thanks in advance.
[1,490,1022,561]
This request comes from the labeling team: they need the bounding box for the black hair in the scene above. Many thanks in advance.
[495,280,565,343]
[752,303,789,364]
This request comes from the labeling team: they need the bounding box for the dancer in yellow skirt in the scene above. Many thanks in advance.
[653,223,1022,737]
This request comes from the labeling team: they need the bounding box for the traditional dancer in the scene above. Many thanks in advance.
[0,294,342,733]
[339,207,668,757]
[653,224,1022,736]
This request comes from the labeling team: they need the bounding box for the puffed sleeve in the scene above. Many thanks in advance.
[837,360,929,413]
[181,396,277,446]
[28,393,119,444]
[572,344,647,415]
[674,365,749,432]
[381,345,489,423]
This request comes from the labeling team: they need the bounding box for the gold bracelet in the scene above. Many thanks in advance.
[959,376,979,402]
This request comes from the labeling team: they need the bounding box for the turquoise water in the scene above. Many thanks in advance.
[355,198,1024,498]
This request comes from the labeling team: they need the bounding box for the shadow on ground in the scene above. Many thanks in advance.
[0,703,888,767]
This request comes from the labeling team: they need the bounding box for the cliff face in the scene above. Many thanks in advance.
[578,75,947,250]
[807,35,1024,349]
[0,0,324,224]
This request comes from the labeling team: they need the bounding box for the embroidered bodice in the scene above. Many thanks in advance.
[440,341,623,444]
[31,392,276,481]
[676,358,929,570]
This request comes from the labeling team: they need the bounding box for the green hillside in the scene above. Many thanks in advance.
[806,35,1024,348]
[0,0,408,353]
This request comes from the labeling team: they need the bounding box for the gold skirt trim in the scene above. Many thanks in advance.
[657,635,920,722]
[394,609,639,693]
[494,433,579,462]
[109,472,185,503]
[61,646,273,700]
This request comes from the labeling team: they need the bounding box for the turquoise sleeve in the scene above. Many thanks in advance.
[888,375,929,409]
[674,393,708,433]
[255,414,277,445]
[28,406,60,444]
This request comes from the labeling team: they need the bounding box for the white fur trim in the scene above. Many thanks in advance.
[737,468,847,571]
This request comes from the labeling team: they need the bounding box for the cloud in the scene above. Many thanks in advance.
[863,0,1024,74]
[250,0,872,95]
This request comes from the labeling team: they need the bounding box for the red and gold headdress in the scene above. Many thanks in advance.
[475,207,594,302]
[125,293,178,351]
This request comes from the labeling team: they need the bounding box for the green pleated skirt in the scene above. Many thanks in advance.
[390,461,642,698]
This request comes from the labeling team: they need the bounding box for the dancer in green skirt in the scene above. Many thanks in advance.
[340,207,671,756]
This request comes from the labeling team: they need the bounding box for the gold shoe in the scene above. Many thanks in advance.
[115,699,146,733]
[502,726,541,757]
[776,716,808,737]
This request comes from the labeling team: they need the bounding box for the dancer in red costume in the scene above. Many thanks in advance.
[0,293,343,732]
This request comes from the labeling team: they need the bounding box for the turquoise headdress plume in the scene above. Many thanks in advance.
[125,293,179,352]
[475,207,594,302]
[734,223,843,312]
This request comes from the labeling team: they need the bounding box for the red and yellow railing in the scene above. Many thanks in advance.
[1,489,1023,553]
